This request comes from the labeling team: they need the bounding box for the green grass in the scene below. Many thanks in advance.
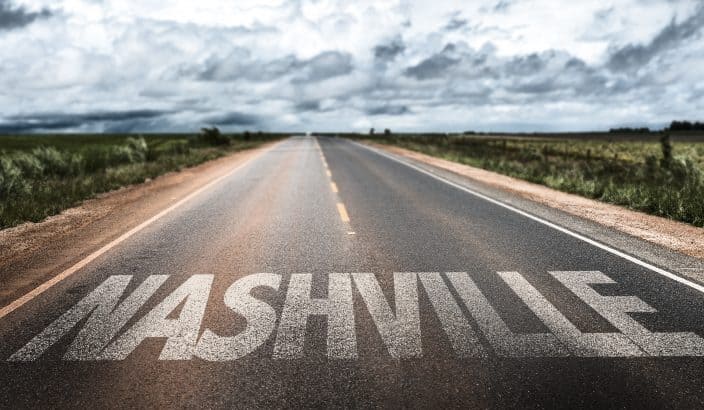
[354,133,704,227]
[0,132,283,229]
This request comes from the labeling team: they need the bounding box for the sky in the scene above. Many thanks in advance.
[0,0,703,133]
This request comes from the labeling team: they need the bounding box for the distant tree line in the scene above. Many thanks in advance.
[668,121,704,131]
[609,127,651,134]
[369,128,392,135]
[604,121,704,133]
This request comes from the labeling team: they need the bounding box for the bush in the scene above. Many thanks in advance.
[12,152,44,178]
[31,146,81,176]
[198,127,230,146]
[126,136,148,162]
[0,157,29,197]
[83,137,149,171]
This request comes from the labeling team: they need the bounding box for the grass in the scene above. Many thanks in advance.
[352,133,704,227]
[0,132,283,229]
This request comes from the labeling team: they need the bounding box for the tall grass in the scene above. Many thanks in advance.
[360,133,704,227]
[0,133,278,229]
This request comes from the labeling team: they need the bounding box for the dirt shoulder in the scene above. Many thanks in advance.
[0,142,276,303]
[370,142,704,260]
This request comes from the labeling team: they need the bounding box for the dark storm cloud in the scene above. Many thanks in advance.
[294,100,321,112]
[502,52,609,96]
[194,50,352,84]
[508,80,559,94]
[607,5,704,71]
[404,45,460,80]
[291,51,353,83]
[203,111,259,126]
[365,105,410,116]
[373,40,405,61]
[505,53,548,76]
[197,53,298,83]
[0,109,171,133]
[400,42,614,103]
[0,0,51,31]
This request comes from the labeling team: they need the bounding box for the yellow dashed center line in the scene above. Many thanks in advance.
[316,137,353,227]
[337,202,350,222]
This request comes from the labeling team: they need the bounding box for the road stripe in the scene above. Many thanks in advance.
[0,141,283,320]
[331,182,339,193]
[337,203,351,222]
[326,169,332,177]
[350,140,704,295]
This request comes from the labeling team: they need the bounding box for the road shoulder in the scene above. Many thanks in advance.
[362,140,704,284]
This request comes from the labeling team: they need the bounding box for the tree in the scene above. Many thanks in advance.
[669,121,704,131]
[199,126,230,146]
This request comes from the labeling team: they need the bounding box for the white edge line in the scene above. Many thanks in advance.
[350,139,704,295]
[0,140,284,320]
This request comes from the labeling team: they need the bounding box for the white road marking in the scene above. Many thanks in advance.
[99,274,213,360]
[197,273,281,361]
[446,272,567,357]
[64,275,170,361]
[352,272,422,358]
[552,271,704,356]
[350,140,704,295]
[8,275,167,362]
[500,272,643,357]
[418,273,485,357]
[0,142,282,321]
[10,271,704,361]
[273,273,357,359]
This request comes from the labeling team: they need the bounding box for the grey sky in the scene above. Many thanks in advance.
[0,0,702,133]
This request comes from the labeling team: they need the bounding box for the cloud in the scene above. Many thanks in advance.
[0,0,52,31]
[291,51,353,83]
[202,111,259,127]
[0,110,171,133]
[195,51,298,83]
[607,5,704,71]
[444,17,467,31]
[493,0,513,13]
[295,101,322,112]
[0,0,702,133]
[192,50,353,85]
[365,105,411,116]
[373,40,405,62]
[404,45,460,80]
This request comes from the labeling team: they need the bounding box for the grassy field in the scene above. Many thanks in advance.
[0,131,283,229]
[352,132,704,227]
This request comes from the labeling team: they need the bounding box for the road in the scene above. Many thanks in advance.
[2,136,704,408]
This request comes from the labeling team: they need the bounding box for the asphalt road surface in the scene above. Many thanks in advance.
[2,136,704,408]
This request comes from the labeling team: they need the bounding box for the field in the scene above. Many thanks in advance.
[352,132,704,227]
[0,132,282,229]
